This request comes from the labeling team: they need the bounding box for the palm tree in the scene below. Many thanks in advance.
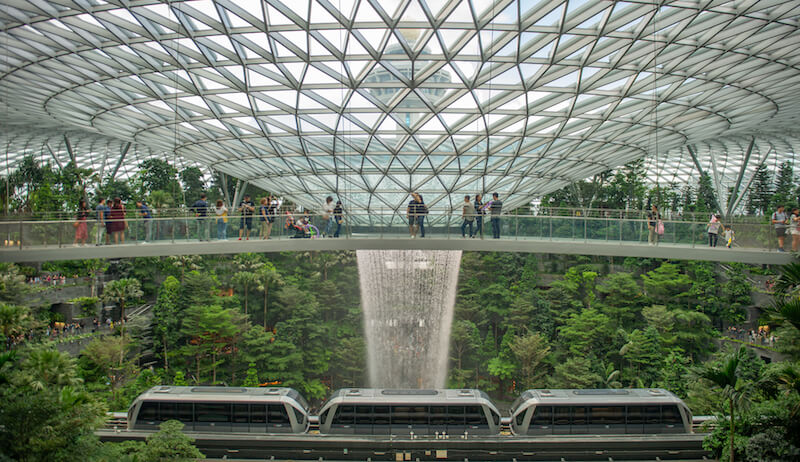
[101,278,143,321]
[773,362,800,416]
[255,263,282,328]
[695,347,751,462]
[231,271,258,315]
[764,298,800,331]
[600,361,622,389]
[774,261,800,295]
[17,347,83,390]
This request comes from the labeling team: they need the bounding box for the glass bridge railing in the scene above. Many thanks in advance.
[0,212,781,252]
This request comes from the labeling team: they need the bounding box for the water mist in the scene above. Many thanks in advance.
[356,250,462,389]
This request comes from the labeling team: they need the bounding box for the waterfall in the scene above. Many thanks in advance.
[356,250,462,388]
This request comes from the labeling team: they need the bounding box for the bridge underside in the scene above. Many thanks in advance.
[1,236,790,265]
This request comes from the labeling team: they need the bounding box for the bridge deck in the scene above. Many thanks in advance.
[0,234,791,265]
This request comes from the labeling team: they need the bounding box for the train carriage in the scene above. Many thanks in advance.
[127,386,309,433]
[318,388,502,436]
[510,388,693,436]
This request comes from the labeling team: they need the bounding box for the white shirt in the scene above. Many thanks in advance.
[323,201,335,219]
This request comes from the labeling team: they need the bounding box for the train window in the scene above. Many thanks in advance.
[430,406,446,425]
[139,402,158,421]
[465,406,487,426]
[410,406,428,425]
[159,402,177,421]
[268,404,290,424]
[292,406,305,424]
[251,405,267,423]
[491,410,500,426]
[447,405,465,425]
[532,406,552,426]
[233,404,249,423]
[661,405,682,425]
[177,403,193,422]
[553,406,570,425]
[515,412,525,426]
[644,406,661,424]
[589,406,624,425]
[196,403,231,422]
[373,406,390,425]
[391,406,412,425]
[331,406,353,425]
[572,407,587,425]
[355,406,373,425]
[318,408,330,425]
[626,406,644,424]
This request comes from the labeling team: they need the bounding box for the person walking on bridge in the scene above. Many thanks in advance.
[95,198,109,246]
[333,200,344,238]
[322,196,335,238]
[647,205,660,245]
[472,193,484,239]
[489,193,502,239]
[238,194,255,240]
[773,205,788,252]
[191,194,210,241]
[461,195,474,238]
[136,200,153,243]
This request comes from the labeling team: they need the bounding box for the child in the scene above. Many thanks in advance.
[723,225,735,248]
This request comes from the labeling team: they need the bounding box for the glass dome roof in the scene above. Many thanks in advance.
[1,0,800,212]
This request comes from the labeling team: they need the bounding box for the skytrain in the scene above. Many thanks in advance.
[127,386,693,435]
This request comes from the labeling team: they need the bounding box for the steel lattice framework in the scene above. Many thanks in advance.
[2,0,800,212]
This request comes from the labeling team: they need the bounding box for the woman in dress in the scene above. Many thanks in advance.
[73,199,89,246]
[108,197,126,244]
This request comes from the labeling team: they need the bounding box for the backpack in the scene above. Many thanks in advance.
[656,220,665,235]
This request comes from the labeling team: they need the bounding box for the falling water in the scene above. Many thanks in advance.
[356,250,463,389]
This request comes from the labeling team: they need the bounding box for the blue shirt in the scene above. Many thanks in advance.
[192,199,209,217]
[96,204,108,221]
[138,204,152,219]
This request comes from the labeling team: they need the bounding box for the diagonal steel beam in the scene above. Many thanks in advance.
[109,142,132,181]
[726,137,755,217]
[44,142,64,170]
[687,144,724,217]
[63,134,76,165]
[730,145,772,214]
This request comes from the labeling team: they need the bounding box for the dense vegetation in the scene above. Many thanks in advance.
[1,251,799,460]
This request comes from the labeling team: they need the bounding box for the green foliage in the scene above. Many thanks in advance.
[0,263,31,304]
[551,356,601,388]
[557,308,614,356]
[140,420,205,461]
[101,278,143,319]
[69,296,99,317]
[243,362,260,387]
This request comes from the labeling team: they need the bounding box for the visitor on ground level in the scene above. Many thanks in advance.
[489,192,502,239]
[333,200,344,238]
[108,197,126,244]
[259,197,273,240]
[322,196,335,237]
[723,225,735,248]
[472,193,484,238]
[73,199,89,246]
[461,195,474,238]
[214,199,228,240]
[136,200,153,243]
[647,205,660,245]
[238,194,255,240]
[95,198,109,246]
[191,194,210,241]
[707,214,721,247]
[772,205,788,252]
[790,207,800,252]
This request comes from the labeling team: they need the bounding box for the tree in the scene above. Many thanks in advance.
[695,173,719,214]
[695,347,752,462]
[450,320,481,371]
[83,335,136,402]
[620,326,664,385]
[242,362,260,387]
[557,308,614,356]
[0,303,34,349]
[142,420,205,461]
[232,271,259,315]
[137,159,180,196]
[180,166,207,204]
[101,278,143,321]
[772,161,794,209]
[746,163,772,215]
[641,262,691,303]
[153,276,181,370]
[180,304,245,384]
[509,331,551,389]
[255,262,282,328]
[15,347,83,390]
[551,357,601,388]
[0,263,31,304]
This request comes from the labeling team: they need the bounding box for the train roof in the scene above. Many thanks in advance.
[511,389,684,410]
[136,386,309,408]
[324,388,495,404]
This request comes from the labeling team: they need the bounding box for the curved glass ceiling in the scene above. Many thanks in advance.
[1,0,800,212]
